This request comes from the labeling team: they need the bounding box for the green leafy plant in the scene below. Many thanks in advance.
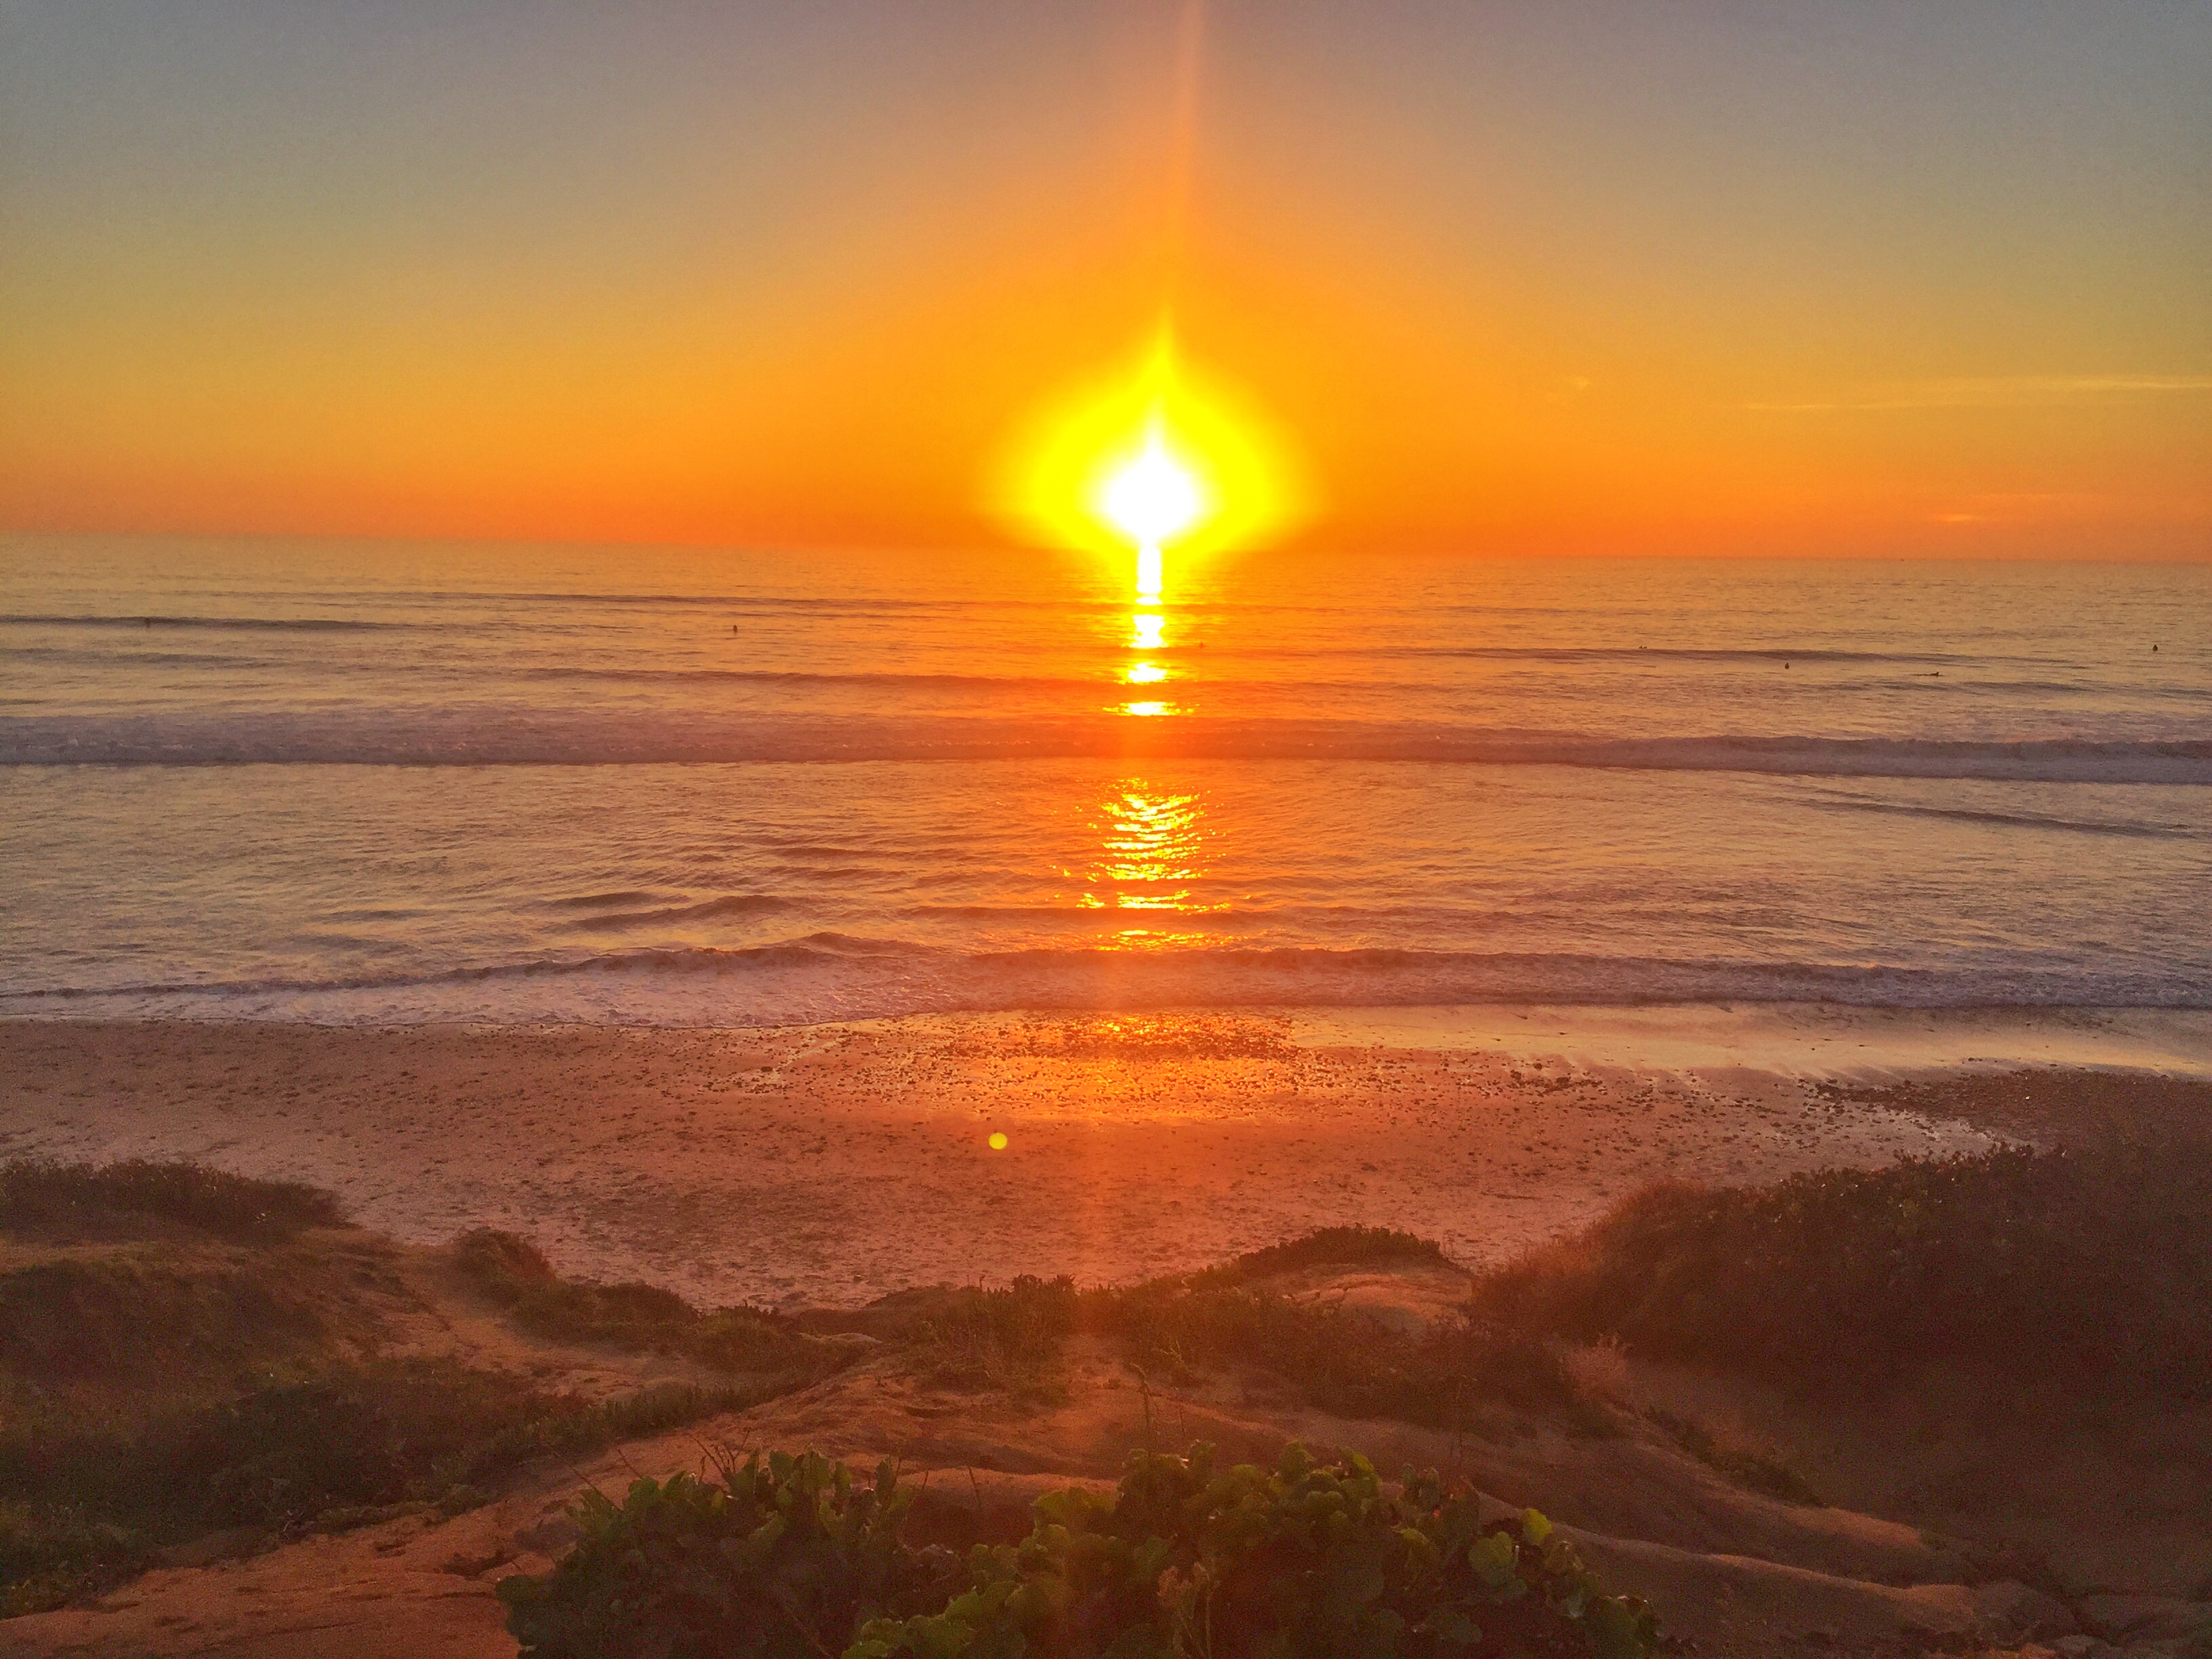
[853,1443,1656,1659]
[501,1445,1660,1659]
[499,1451,960,1659]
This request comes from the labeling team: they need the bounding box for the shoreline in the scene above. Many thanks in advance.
[7,1006,2205,1309]
[8,998,2209,1075]
[1282,1001,2212,1076]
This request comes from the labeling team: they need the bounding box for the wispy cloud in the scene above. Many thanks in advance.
[1746,375,2212,413]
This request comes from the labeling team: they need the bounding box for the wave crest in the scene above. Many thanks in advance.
[5,939,2203,1024]
[5,712,2207,783]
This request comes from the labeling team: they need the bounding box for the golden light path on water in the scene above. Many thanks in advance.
[1080,783,1214,947]
[1031,314,1265,930]
[1095,488,1206,937]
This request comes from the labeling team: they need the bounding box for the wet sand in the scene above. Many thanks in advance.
[2,1008,2203,1308]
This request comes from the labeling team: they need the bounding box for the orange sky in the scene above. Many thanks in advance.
[3,3,2207,559]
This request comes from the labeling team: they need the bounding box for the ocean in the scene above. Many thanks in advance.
[3,534,2207,1023]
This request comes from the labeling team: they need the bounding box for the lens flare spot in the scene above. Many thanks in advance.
[987,1131,1008,1151]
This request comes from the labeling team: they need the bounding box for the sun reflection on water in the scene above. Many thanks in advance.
[1134,544,1164,603]
[1080,783,1214,941]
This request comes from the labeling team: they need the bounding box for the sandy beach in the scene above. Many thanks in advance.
[7,1005,2204,1308]
[6,1005,2212,1656]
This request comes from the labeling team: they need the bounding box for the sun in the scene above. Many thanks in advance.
[1099,428,1206,550]
[986,324,1311,572]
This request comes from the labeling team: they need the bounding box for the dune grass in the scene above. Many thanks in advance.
[0,1158,342,1242]
[880,1229,1609,1436]
[451,1227,843,1376]
[908,1274,1084,1398]
[1468,1140,2212,1402]
[0,1359,769,1616]
[1096,1277,1606,1434]
[0,1168,838,1617]
[0,1252,343,1385]
[1190,1224,1452,1287]
[0,1161,374,1395]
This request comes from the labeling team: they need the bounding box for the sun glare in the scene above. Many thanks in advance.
[1100,431,1204,550]
[987,325,1309,573]
[1134,543,1164,602]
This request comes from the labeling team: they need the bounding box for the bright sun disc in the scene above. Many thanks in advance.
[1099,432,1204,548]
[986,325,1311,565]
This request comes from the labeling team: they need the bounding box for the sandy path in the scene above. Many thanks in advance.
[0,1011,2020,1307]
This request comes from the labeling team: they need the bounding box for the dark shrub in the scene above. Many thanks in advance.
[0,1159,341,1242]
[1194,1225,1451,1287]
[0,1256,325,1381]
[132,1361,575,1530]
[1,1362,767,1616]
[1470,1142,2212,1399]
[1090,1286,1603,1433]
[452,1229,830,1376]
[883,1232,1605,1434]
[501,1451,960,1659]
[453,1227,558,1294]
[919,1275,1081,1393]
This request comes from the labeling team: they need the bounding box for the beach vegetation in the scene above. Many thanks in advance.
[0,1250,340,1383]
[1189,1225,1452,1286]
[0,1157,342,1242]
[501,1449,960,1659]
[1094,1281,1606,1435]
[1639,1409,1820,1507]
[873,1234,1611,1437]
[1467,1141,2212,1403]
[1086,1228,1597,1432]
[913,1275,1082,1399]
[0,1361,769,1616]
[0,1166,842,1617]
[452,1227,845,1376]
[502,1442,1660,1659]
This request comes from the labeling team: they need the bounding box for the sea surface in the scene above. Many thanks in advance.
[3,535,2207,1023]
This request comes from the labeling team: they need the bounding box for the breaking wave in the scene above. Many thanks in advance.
[6,711,2208,783]
[4,937,2204,1025]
